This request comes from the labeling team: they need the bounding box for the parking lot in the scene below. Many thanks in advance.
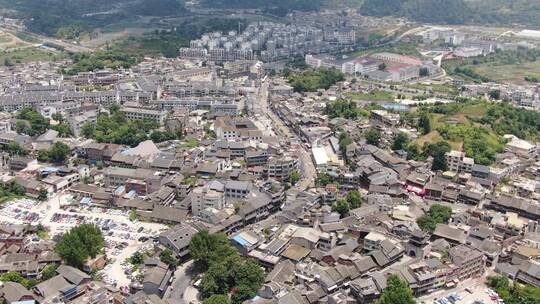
[418,276,504,304]
[0,193,169,288]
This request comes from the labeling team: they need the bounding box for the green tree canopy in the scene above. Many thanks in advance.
[0,271,35,289]
[288,68,344,93]
[50,142,71,163]
[191,231,265,304]
[203,294,229,304]
[417,204,453,232]
[40,264,59,281]
[365,128,381,146]
[189,230,238,269]
[332,199,350,218]
[55,224,104,268]
[376,274,415,304]
[487,275,540,304]
[346,190,362,209]
[290,170,300,185]
[423,141,451,171]
[16,107,50,136]
[160,248,178,269]
[417,112,431,135]
[391,132,410,151]
[7,142,28,156]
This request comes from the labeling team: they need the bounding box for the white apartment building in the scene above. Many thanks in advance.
[120,107,167,124]
[445,150,474,173]
[504,135,537,159]
[191,184,225,217]
[363,232,387,252]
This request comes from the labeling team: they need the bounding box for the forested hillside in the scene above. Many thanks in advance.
[199,0,325,16]
[360,0,540,26]
[0,0,186,36]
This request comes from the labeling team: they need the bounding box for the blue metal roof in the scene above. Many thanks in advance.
[232,234,248,246]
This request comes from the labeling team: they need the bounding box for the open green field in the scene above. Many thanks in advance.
[443,49,540,85]
[346,90,395,102]
[473,60,540,85]
[415,102,489,151]
[0,47,66,65]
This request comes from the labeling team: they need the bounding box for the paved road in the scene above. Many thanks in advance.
[258,81,316,190]
[6,29,94,53]
[166,260,195,304]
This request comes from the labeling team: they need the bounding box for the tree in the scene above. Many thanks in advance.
[487,275,540,304]
[55,224,104,268]
[49,142,71,163]
[405,142,421,160]
[288,68,345,93]
[51,112,64,123]
[232,285,256,304]
[204,295,229,304]
[192,230,265,302]
[391,132,409,151]
[339,132,353,152]
[40,264,59,280]
[38,188,48,201]
[346,190,362,209]
[418,112,431,135]
[423,141,451,171]
[316,173,332,186]
[487,275,510,291]
[332,199,350,218]
[3,58,13,67]
[420,67,430,77]
[417,204,453,232]
[376,274,415,304]
[189,230,237,269]
[129,252,145,265]
[378,63,387,71]
[290,170,300,185]
[160,248,178,269]
[7,142,28,156]
[365,128,381,146]
[0,271,34,288]
[489,89,501,100]
[16,108,50,136]
[37,149,51,162]
[232,260,265,303]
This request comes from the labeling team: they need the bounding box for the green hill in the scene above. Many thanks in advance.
[0,0,186,36]
[360,0,540,27]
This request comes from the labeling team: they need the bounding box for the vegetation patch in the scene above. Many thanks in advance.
[63,50,142,75]
[443,49,540,84]
[287,68,344,92]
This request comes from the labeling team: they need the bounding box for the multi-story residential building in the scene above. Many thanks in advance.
[68,111,98,137]
[504,135,537,159]
[224,180,252,199]
[448,244,486,280]
[214,116,262,141]
[154,98,240,115]
[158,224,199,260]
[104,167,161,194]
[363,232,387,252]
[516,260,540,287]
[244,150,269,167]
[445,150,474,173]
[120,106,167,124]
[407,260,448,295]
[370,110,400,127]
[190,183,225,217]
[263,156,298,181]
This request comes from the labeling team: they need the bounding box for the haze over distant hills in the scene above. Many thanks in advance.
[360,0,540,27]
[0,0,539,39]
[0,0,186,35]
